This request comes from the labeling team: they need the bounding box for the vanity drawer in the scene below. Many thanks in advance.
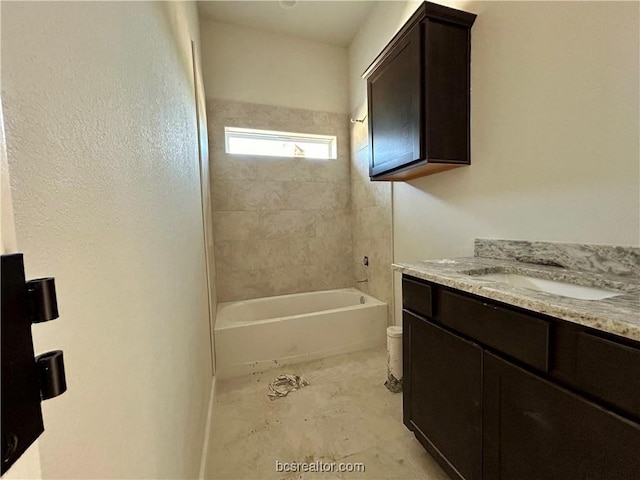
[437,290,550,371]
[403,276,433,318]
[575,332,640,419]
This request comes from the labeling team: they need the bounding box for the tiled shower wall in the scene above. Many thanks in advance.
[208,99,353,302]
[350,102,394,322]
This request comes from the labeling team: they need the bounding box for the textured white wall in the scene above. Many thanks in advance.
[2,2,212,478]
[200,19,350,113]
[1,72,42,480]
[349,1,423,115]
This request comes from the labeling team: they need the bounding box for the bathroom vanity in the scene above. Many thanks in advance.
[395,240,640,480]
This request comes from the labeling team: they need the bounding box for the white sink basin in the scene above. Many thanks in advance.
[476,273,623,300]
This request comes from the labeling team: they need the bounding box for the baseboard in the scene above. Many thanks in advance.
[198,375,217,480]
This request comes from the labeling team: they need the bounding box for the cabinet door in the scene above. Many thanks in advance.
[483,352,640,480]
[403,310,482,480]
[367,23,422,177]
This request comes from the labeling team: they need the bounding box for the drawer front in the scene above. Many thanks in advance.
[437,290,550,371]
[402,276,433,318]
[576,332,640,419]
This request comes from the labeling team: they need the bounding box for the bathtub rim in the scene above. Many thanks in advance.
[215,287,386,330]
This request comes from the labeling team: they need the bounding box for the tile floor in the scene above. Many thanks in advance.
[204,348,449,480]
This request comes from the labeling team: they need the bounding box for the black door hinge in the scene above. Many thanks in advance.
[1,253,67,475]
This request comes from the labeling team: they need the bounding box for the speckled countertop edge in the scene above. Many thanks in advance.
[394,257,640,342]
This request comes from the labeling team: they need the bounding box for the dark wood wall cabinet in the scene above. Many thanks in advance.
[363,2,476,181]
[402,275,640,480]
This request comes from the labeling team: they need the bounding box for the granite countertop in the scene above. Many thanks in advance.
[394,241,640,342]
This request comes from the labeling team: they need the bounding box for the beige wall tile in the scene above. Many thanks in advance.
[352,176,390,209]
[209,97,353,301]
[315,209,352,238]
[308,235,352,262]
[212,180,287,211]
[262,266,314,297]
[350,145,370,177]
[352,235,394,322]
[308,261,354,291]
[281,181,350,211]
[349,114,393,323]
[212,156,349,184]
[215,238,315,273]
[252,158,303,182]
[210,153,258,181]
[354,206,391,241]
[216,269,272,302]
[290,158,350,183]
[261,210,316,239]
[213,211,261,241]
[217,257,354,299]
[350,102,369,153]
[209,98,392,305]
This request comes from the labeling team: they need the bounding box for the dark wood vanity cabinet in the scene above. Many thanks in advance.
[364,2,476,181]
[404,311,482,480]
[402,275,640,480]
[483,353,640,480]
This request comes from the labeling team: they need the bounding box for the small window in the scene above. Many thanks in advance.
[225,127,337,160]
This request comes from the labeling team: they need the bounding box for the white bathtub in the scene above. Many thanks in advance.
[215,288,388,379]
